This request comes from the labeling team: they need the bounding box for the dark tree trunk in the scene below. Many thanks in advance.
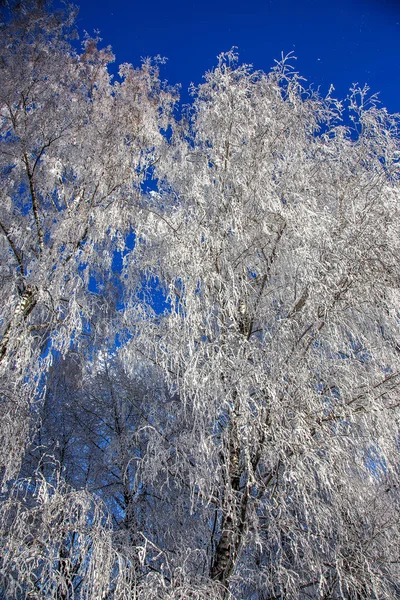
[210,411,249,596]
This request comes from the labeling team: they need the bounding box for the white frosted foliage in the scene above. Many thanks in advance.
[0,5,399,599]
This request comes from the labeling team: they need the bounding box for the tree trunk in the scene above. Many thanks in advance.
[211,410,249,596]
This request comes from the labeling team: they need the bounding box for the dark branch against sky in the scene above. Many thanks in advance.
[75,0,400,111]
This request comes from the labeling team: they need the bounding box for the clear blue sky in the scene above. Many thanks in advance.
[75,0,400,112]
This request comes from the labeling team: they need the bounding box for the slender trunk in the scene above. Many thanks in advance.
[210,407,249,596]
[23,152,44,254]
[0,287,36,362]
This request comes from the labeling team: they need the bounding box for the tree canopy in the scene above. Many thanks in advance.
[0,2,399,599]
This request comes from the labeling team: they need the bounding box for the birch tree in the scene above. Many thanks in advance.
[123,51,400,598]
[0,0,174,481]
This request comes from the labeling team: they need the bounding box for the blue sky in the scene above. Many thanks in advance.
[75,0,400,113]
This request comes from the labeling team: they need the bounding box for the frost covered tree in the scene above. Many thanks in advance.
[1,2,400,599]
[0,0,174,481]
[123,51,400,598]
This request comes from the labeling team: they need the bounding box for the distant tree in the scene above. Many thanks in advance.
[0,0,174,481]
[1,3,400,599]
